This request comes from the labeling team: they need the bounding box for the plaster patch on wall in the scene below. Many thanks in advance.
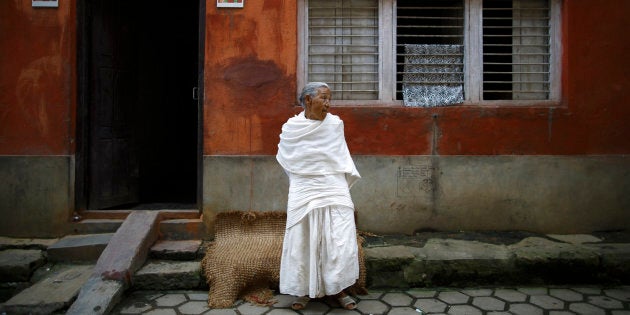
[397,164,438,196]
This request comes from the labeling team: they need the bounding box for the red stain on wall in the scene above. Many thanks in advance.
[0,1,76,155]
[204,0,297,155]
[204,0,630,156]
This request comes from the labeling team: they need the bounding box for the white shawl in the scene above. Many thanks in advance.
[276,112,361,227]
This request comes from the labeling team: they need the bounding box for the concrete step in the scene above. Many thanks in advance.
[132,260,205,290]
[159,218,205,240]
[150,240,204,260]
[47,233,113,262]
[1,264,93,315]
[364,233,630,288]
[69,219,124,235]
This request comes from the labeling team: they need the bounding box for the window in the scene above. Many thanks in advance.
[298,0,561,106]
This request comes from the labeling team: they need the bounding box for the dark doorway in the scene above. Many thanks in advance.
[78,1,200,210]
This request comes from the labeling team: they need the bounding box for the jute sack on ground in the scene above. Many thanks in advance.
[201,210,367,308]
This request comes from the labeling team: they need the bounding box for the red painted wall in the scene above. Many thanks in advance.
[0,1,76,155]
[204,0,630,156]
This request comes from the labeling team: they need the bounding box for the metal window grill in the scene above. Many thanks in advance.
[308,0,379,100]
[483,0,551,100]
[396,0,465,105]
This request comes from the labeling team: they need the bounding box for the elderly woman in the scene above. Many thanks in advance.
[276,82,361,310]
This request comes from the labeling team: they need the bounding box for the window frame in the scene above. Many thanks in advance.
[298,0,562,107]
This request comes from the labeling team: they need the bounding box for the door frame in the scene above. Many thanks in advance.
[75,1,205,212]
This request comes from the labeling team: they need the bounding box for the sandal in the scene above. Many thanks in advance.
[291,296,310,310]
[337,294,357,310]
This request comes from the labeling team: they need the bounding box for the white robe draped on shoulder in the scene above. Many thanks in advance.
[276,112,361,298]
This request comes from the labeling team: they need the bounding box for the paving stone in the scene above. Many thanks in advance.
[518,287,548,295]
[236,302,271,315]
[360,290,386,299]
[549,312,576,315]
[187,292,208,301]
[587,295,624,309]
[448,304,483,315]
[0,249,45,281]
[150,240,202,260]
[414,298,447,313]
[268,309,305,315]
[382,292,413,306]
[155,294,187,307]
[326,308,361,315]
[47,233,113,262]
[472,296,505,311]
[612,311,630,315]
[509,303,543,315]
[145,309,177,315]
[407,289,437,298]
[573,287,602,295]
[462,288,493,297]
[487,312,511,315]
[530,295,565,309]
[494,289,529,303]
[178,301,209,314]
[569,302,605,315]
[550,288,584,302]
[437,291,469,304]
[605,289,630,302]
[388,306,421,315]
[205,309,238,315]
[547,234,602,244]
[3,264,93,314]
[356,299,388,314]
[119,301,152,314]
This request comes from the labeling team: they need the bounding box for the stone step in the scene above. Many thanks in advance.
[150,240,204,261]
[1,264,93,315]
[159,218,205,240]
[47,233,113,262]
[364,235,630,288]
[132,260,205,290]
[69,219,124,235]
[0,249,45,282]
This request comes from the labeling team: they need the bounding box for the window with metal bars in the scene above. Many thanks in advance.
[397,0,465,107]
[483,0,551,100]
[307,0,379,100]
[299,0,560,105]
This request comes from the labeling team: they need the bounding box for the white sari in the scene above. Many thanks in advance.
[276,112,361,298]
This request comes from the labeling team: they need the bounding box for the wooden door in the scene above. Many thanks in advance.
[87,0,140,209]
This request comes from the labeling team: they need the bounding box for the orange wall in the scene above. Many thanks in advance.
[0,0,627,156]
[0,0,76,155]
[204,0,298,155]
[204,0,630,156]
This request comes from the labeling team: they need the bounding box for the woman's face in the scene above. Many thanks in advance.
[305,87,331,120]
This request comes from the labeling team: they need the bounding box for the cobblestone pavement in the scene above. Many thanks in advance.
[112,285,630,315]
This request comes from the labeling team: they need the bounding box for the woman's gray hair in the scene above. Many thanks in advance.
[299,82,329,108]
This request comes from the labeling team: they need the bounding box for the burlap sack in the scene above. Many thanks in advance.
[201,211,367,308]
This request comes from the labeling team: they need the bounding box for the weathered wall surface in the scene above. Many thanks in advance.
[204,155,629,234]
[203,0,630,156]
[202,0,630,234]
[0,156,73,237]
[0,1,76,155]
[0,1,76,237]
